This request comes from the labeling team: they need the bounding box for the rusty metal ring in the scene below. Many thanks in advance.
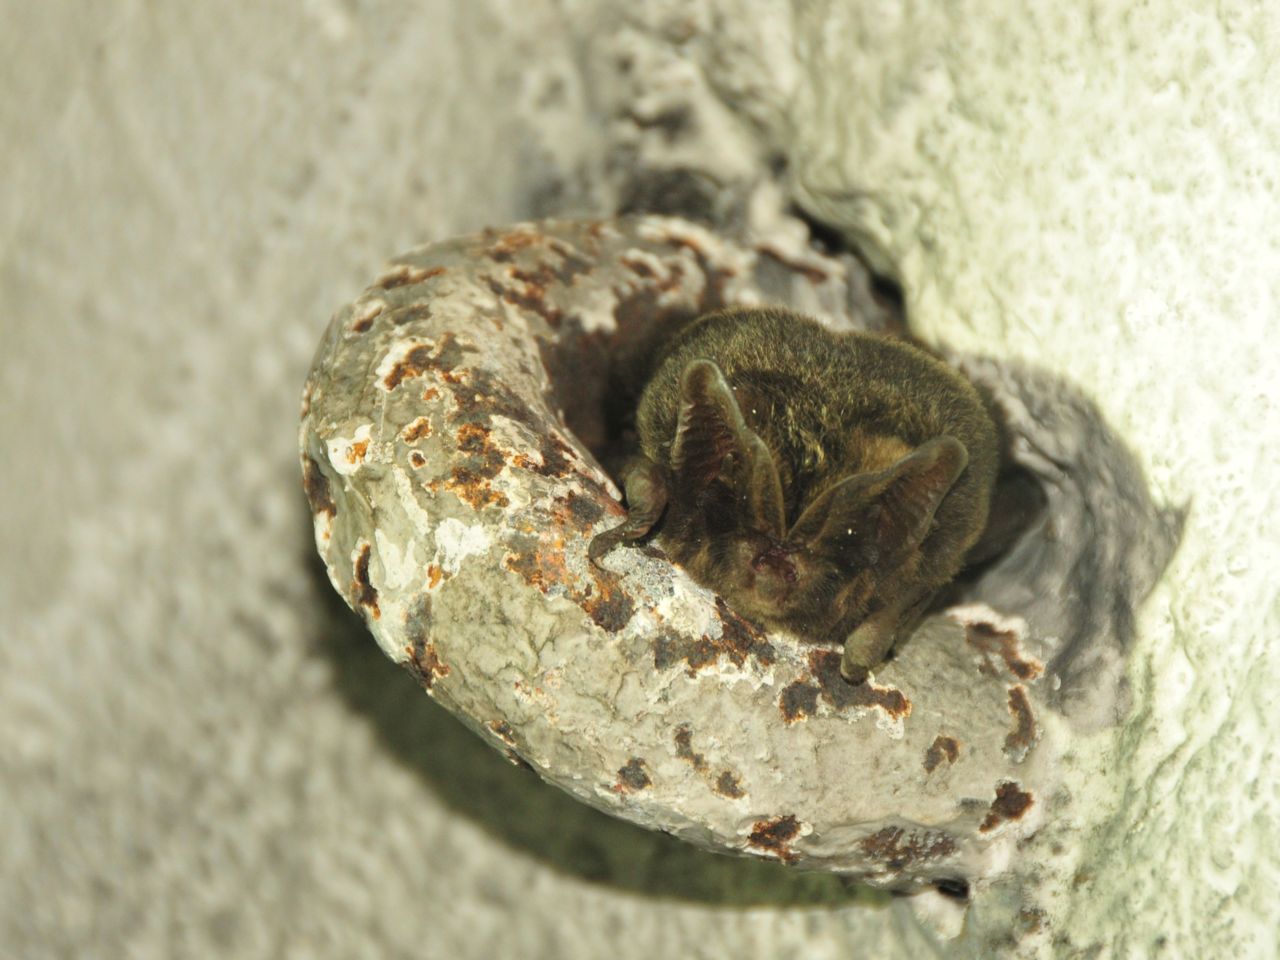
[299,216,1046,885]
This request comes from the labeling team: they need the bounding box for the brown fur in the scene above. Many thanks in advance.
[591,307,999,682]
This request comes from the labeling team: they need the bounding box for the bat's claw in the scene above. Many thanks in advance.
[588,525,624,567]
[839,660,870,686]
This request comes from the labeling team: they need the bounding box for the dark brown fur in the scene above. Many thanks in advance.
[590,307,999,682]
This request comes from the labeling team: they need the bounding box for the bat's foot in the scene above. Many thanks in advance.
[839,608,907,685]
[588,518,653,566]
[588,456,669,567]
[839,625,886,686]
[840,589,936,683]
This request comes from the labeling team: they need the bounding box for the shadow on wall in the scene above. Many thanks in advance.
[945,357,1186,729]
[305,537,885,909]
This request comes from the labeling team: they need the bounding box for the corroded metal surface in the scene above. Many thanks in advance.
[299,216,1051,886]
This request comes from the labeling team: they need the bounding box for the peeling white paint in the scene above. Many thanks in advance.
[433,517,494,575]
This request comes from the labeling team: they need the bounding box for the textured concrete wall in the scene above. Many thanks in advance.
[4,1,1276,957]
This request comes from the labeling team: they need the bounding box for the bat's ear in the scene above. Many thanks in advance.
[671,359,786,536]
[867,436,969,567]
[790,436,968,570]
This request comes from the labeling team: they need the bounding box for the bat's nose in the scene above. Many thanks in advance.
[750,546,798,584]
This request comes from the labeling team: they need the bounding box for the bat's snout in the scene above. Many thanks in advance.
[749,544,799,606]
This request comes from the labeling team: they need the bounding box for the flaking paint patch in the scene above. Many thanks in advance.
[375,339,432,391]
[374,529,420,592]
[401,416,433,443]
[746,814,806,863]
[714,771,746,799]
[924,735,961,773]
[392,467,434,531]
[327,423,375,477]
[1004,685,1038,762]
[951,604,1044,682]
[614,758,652,793]
[980,782,1034,833]
[374,263,447,290]
[351,541,380,620]
[434,517,493,574]
[350,298,386,333]
[859,826,958,871]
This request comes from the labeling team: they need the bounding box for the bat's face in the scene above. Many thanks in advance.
[660,479,882,640]
[655,358,967,643]
[703,527,880,639]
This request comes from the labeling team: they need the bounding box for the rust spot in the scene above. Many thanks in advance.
[351,300,385,333]
[512,432,579,480]
[401,417,433,442]
[401,597,446,689]
[673,725,706,770]
[345,439,369,465]
[302,455,336,518]
[564,492,604,526]
[621,254,656,278]
[538,433,579,478]
[384,345,435,390]
[374,264,446,290]
[614,758,652,792]
[489,720,517,745]
[446,473,509,510]
[488,231,593,287]
[580,586,635,633]
[382,333,476,391]
[1005,685,1038,761]
[664,233,734,311]
[807,650,912,719]
[651,603,775,674]
[426,564,443,589]
[546,238,594,283]
[756,245,831,285]
[404,640,450,691]
[422,387,441,402]
[924,735,961,773]
[388,303,433,326]
[714,598,775,666]
[859,827,957,869]
[483,272,560,330]
[1018,908,1046,935]
[488,230,544,260]
[454,367,537,425]
[352,543,380,619]
[980,782,1034,832]
[714,771,745,799]
[503,532,636,633]
[445,421,511,510]
[409,450,427,469]
[779,681,820,723]
[747,815,801,863]
[965,621,1043,681]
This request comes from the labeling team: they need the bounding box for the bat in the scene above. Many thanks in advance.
[590,306,1003,684]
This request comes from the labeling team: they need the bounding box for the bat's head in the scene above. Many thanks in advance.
[722,531,880,636]
[661,358,969,639]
